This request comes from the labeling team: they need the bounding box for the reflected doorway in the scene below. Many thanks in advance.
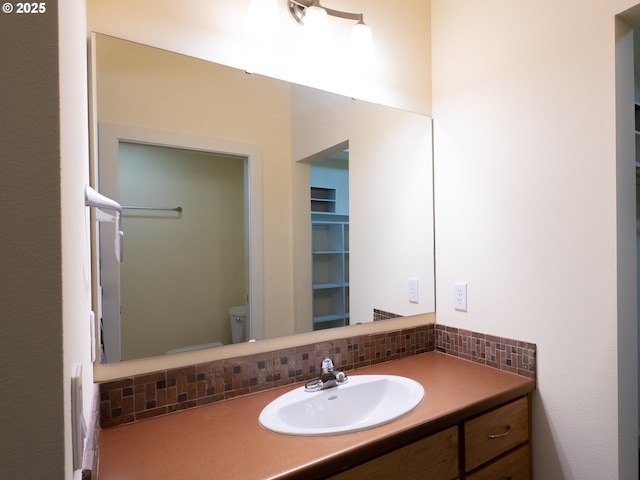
[310,150,350,330]
[96,123,264,363]
[117,143,248,360]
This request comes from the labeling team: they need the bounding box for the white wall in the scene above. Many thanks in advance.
[432,0,638,477]
[60,2,94,477]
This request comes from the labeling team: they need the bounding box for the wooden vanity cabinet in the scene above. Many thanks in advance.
[328,426,459,480]
[464,444,529,480]
[463,396,530,478]
[327,395,530,480]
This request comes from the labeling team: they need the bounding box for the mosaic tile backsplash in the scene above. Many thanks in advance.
[434,325,536,379]
[372,308,402,322]
[99,324,536,428]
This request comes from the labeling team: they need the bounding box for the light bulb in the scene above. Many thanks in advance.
[304,5,329,36]
[350,21,375,69]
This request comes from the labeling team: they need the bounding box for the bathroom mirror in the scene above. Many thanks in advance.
[90,33,435,368]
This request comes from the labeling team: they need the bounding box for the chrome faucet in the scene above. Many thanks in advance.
[305,358,348,392]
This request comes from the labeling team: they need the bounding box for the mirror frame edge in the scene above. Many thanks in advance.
[94,312,436,382]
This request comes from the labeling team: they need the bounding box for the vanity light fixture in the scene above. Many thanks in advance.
[288,0,375,66]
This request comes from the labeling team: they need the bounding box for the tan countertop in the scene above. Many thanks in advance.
[97,352,535,479]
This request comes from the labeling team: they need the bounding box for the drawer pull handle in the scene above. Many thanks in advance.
[487,425,511,439]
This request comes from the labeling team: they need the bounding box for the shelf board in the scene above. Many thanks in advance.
[311,214,349,221]
[313,283,347,290]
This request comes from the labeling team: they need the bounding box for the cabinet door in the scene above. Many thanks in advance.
[329,426,458,480]
[464,397,528,472]
[464,443,530,480]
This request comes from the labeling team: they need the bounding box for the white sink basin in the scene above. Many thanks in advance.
[259,375,424,436]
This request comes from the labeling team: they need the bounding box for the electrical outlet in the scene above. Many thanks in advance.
[454,282,467,311]
[408,277,419,303]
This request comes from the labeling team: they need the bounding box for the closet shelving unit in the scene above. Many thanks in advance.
[311,186,349,330]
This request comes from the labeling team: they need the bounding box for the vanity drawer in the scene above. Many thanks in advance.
[329,425,458,480]
[464,443,530,480]
[464,396,529,472]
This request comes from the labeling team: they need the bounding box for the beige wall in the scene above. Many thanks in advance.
[432,0,639,477]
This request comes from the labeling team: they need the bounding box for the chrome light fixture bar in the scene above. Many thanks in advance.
[288,0,375,67]
[288,0,366,25]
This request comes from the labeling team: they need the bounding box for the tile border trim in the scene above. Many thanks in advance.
[434,324,536,379]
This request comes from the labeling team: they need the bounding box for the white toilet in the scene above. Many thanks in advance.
[229,305,247,343]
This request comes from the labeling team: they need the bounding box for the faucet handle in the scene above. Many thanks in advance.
[321,358,334,373]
